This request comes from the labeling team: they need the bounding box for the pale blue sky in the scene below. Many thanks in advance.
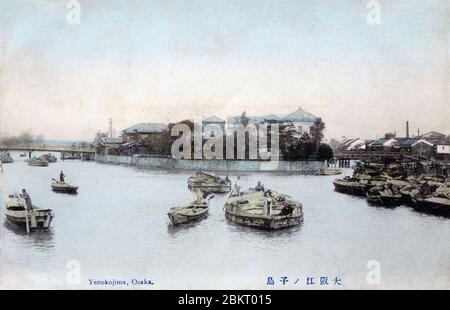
[0,0,448,140]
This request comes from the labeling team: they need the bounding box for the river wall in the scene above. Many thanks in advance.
[95,155,325,173]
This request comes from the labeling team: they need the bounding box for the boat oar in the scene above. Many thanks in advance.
[228,184,237,198]
[19,195,30,234]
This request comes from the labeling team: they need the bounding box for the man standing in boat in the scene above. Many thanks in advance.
[255,181,264,192]
[235,176,241,196]
[21,189,32,211]
[60,170,65,183]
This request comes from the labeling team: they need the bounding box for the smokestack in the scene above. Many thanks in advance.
[406,121,409,138]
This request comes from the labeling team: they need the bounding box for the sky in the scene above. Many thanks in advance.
[0,0,448,141]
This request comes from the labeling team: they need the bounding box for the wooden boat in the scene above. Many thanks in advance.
[187,171,231,193]
[0,152,14,163]
[316,168,342,175]
[168,193,213,225]
[224,186,303,230]
[51,180,78,194]
[4,193,54,232]
[399,184,420,205]
[39,153,57,163]
[28,157,49,167]
[366,188,402,206]
[333,177,366,196]
[411,184,450,217]
[365,179,408,207]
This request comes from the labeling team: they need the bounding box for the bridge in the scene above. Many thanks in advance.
[334,151,416,160]
[0,144,96,160]
[333,151,421,167]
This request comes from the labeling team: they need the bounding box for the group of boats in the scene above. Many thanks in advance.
[3,171,78,233]
[0,152,59,167]
[168,170,304,230]
[333,160,450,217]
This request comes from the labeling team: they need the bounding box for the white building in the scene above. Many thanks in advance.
[227,107,318,135]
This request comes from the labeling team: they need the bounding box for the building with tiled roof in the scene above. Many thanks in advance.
[227,107,318,135]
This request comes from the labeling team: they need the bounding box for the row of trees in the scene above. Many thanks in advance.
[0,132,44,146]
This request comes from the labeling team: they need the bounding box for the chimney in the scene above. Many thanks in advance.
[406,121,409,138]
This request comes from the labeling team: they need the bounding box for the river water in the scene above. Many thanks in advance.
[0,151,449,289]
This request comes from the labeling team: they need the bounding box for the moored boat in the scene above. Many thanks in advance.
[224,185,303,230]
[365,185,402,207]
[333,177,366,196]
[40,153,57,163]
[187,171,231,193]
[316,167,342,175]
[4,192,54,232]
[168,192,213,225]
[410,183,450,217]
[0,152,14,163]
[28,157,49,167]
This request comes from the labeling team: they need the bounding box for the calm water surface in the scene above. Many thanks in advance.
[0,151,449,289]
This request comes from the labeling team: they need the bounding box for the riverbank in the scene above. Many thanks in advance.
[95,155,325,173]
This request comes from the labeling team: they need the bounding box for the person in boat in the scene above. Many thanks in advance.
[21,189,33,211]
[224,174,230,184]
[60,170,65,183]
[279,205,294,216]
[266,197,272,216]
[235,176,241,196]
[255,181,264,192]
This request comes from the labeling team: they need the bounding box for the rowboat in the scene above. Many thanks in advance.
[4,192,54,233]
[187,171,231,193]
[168,192,213,225]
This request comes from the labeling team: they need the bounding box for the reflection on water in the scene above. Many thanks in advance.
[3,221,55,251]
[0,151,449,289]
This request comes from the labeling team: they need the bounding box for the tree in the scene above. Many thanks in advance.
[18,131,33,145]
[310,118,325,146]
[317,143,334,160]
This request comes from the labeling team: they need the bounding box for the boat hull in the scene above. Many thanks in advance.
[225,209,302,230]
[411,197,450,217]
[5,211,53,231]
[316,168,342,176]
[187,183,231,193]
[366,195,402,207]
[28,162,49,167]
[51,185,78,194]
[333,181,366,196]
[168,208,208,225]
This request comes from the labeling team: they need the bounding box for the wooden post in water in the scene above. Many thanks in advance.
[25,210,30,234]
